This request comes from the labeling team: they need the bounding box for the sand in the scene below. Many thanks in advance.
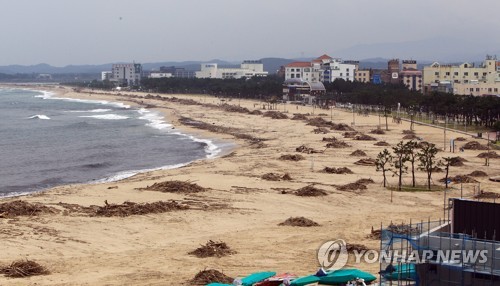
[0,85,498,285]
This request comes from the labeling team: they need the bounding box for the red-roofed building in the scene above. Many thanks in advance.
[284,54,357,83]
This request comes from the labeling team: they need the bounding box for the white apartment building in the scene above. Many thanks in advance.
[195,60,268,79]
[284,55,356,83]
[101,71,112,81]
[111,63,143,86]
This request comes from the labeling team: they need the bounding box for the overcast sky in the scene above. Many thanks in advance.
[0,0,499,66]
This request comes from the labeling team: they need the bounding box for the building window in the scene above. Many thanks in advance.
[488,88,492,92]
[476,88,480,92]
[494,88,498,92]
[446,72,450,76]
[291,74,295,78]
[464,72,469,76]
[474,72,479,76]
[346,73,349,76]
[454,72,458,76]
[435,72,439,76]
[346,68,350,72]
[483,72,487,76]
[296,74,300,78]
[464,80,469,83]
[290,69,294,72]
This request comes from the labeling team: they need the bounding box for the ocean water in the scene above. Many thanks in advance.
[0,88,225,197]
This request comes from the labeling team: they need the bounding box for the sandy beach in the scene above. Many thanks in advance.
[1,86,498,285]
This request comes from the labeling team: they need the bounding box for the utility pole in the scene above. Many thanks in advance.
[444,115,447,151]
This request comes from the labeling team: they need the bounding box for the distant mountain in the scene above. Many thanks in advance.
[336,37,500,63]
[0,58,303,75]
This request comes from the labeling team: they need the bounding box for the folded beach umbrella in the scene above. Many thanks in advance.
[318,268,376,285]
[238,271,277,286]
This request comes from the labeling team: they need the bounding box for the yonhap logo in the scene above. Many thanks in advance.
[317,239,348,270]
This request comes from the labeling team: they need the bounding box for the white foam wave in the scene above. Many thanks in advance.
[94,162,190,183]
[136,108,222,158]
[80,114,129,120]
[67,109,112,113]
[137,108,172,130]
[28,114,51,120]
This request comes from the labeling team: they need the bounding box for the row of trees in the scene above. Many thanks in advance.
[375,141,454,197]
[66,76,500,130]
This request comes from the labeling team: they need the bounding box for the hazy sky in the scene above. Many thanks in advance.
[0,0,499,66]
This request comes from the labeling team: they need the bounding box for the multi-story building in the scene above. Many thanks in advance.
[195,60,268,79]
[400,60,423,92]
[148,72,173,79]
[284,54,356,83]
[110,63,142,86]
[159,66,196,78]
[101,71,112,81]
[423,55,500,96]
[355,69,372,83]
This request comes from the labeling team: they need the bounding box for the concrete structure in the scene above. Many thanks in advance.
[282,78,326,104]
[195,60,268,79]
[423,55,500,95]
[111,63,142,86]
[400,60,423,92]
[148,72,173,79]
[101,71,112,81]
[159,66,195,78]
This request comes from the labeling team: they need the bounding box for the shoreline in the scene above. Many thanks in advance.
[0,85,498,285]
[0,85,236,198]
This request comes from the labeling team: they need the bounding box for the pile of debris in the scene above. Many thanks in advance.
[261,173,292,181]
[296,145,322,154]
[291,114,308,120]
[0,260,49,278]
[374,141,391,146]
[0,200,57,218]
[220,104,250,114]
[455,137,467,141]
[313,127,330,134]
[337,182,367,192]
[370,128,385,134]
[279,217,320,227]
[323,167,353,174]
[463,141,489,150]
[354,134,377,141]
[474,191,500,199]
[263,111,288,119]
[440,175,478,184]
[354,158,376,166]
[449,157,468,167]
[190,269,234,285]
[403,134,419,140]
[249,110,263,115]
[402,130,415,135]
[343,131,359,138]
[140,180,207,194]
[356,178,375,185]
[94,201,188,217]
[307,117,334,127]
[279,154,305,161]
[295,185,328,196]
[477,151,500,159]
[346,243,369,253]
[468,170,488,177]
[179,117,264,143]
[350,150,367,156]
[188,240,236,258]
[325,140,351,148]
[331,123,355,131]
[387,223,420,235]
[367,227,382,240]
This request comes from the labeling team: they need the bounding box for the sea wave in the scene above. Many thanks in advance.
[28,114,51,120]
[80,114,129,120]
[67,109,112,113]
[93,162,190,183]
[33,90,131,109]
[136,108,222,158]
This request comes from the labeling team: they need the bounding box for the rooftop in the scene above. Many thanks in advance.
[286,61,311,68]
